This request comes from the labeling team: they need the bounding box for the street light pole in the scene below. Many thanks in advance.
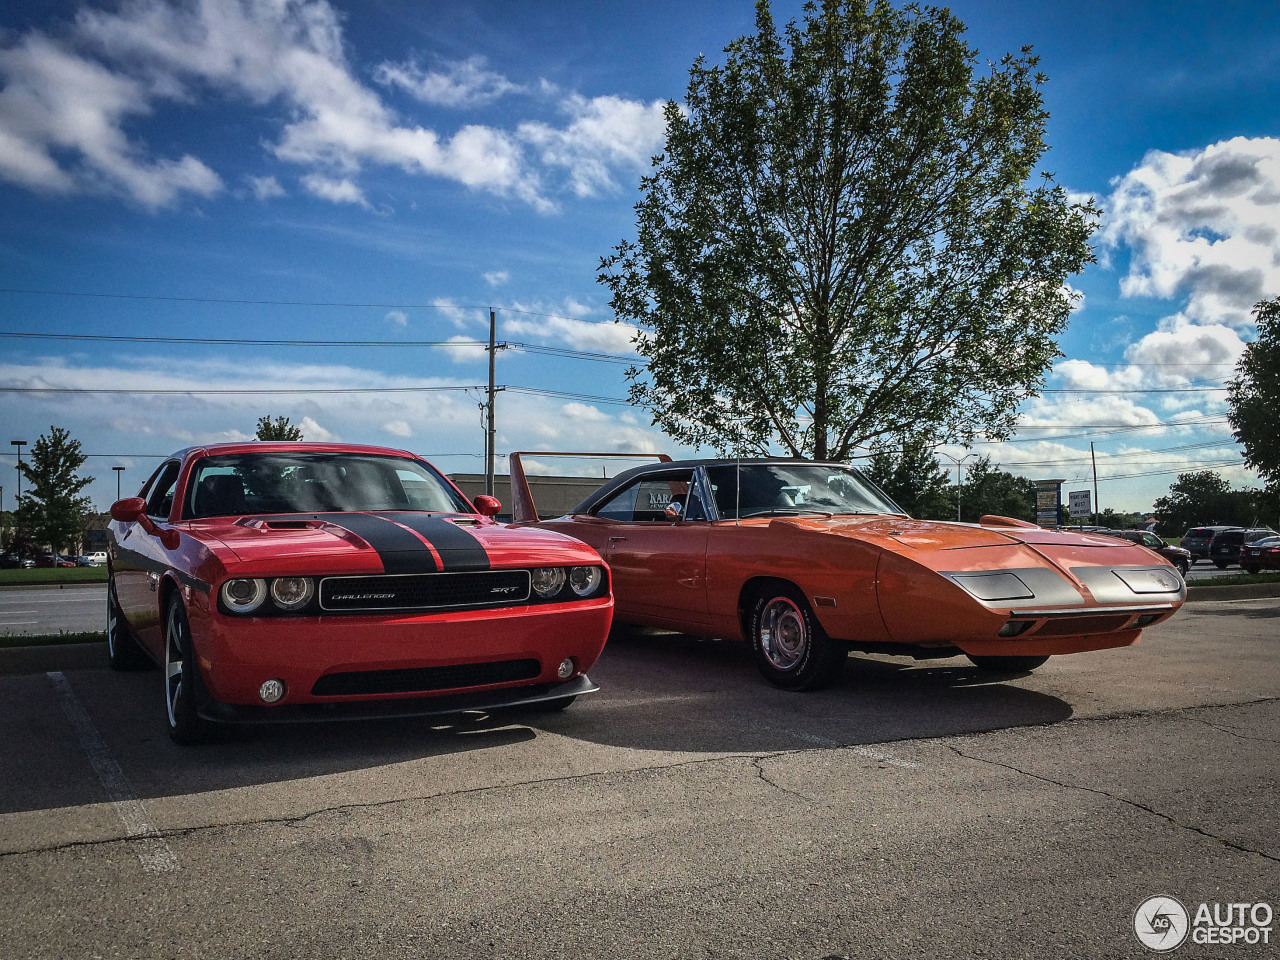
[937,451,977,522]
[10,440,27,502]
[113,466,126,502]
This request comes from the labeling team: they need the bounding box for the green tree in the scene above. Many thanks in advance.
[1151,471,1236,533]
[864,443,952,519]
[16,426,94,556]
[601,0,1096,460]
[256,415,304,441]
[957,457,1036,523]
[1228,297,1280,490]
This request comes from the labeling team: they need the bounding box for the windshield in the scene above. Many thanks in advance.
[704,463,903,519]
[184,452,471,518]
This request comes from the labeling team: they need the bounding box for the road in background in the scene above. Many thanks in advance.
[0,586,103,636]
[1,599,1277,958]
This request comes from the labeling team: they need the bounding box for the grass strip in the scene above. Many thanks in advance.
[0,630,107,649]
[0,567,109,586]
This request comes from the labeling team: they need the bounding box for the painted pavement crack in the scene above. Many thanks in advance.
[946,744,1280,864]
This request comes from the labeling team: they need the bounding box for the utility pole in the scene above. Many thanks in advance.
[1090,441,1099,526]
[937,451,976,522]
[11,440,27,502]
[486,309,497,496]
[113,466,125,502]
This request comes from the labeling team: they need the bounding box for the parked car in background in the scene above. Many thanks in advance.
[511,453,1186,690]
[1109,530,1191,576]
[0,553,35,569]
[1181,526,1238,564]
[74,555,101,567]
[1240,535,1280,574]
[1209,527,1279,569]
[35,554,77,568]
[86,550,108,565]
[108,442,612,744]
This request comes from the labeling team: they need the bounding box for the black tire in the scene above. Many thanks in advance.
[163,598,213,745]
[748,584,846,691]
[107,578,150,671]
[968,654,1050,673]
[1214,561,1228,570]
[1176,560,1189,577]
[1242,565,1260,575]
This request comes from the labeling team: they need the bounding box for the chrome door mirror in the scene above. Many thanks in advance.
[663,501,683,520]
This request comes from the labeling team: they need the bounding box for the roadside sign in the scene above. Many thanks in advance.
[1069,489,1091,519]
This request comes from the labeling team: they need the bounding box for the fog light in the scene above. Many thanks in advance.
[259,679,286,703]
[1133,613,1161,627]
[557,658,575,679]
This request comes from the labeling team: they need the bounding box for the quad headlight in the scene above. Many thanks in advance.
[221,578,268,614]
[220,576,316,614]
[270,576,314,610]
[569,565,603,597]
[531,567,567,598]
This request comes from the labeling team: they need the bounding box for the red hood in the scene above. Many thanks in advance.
[179,511,603,574]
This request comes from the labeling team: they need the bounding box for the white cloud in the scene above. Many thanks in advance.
[301,173,369,207]
[0,2,675,211]
[383,419,413,437]
[518,93,668,196]
[436,335,488,364]
[247,175,284,199]
[298,416,335,441]
[385,309,407,327]
[483,270,510,287]
[433,298,486,329]
[1100,136,1280,329]
[373,56,521,108]
[0,30,221,208]
[503,311,641,354]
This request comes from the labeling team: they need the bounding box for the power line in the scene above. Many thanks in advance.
[0,384,485,395]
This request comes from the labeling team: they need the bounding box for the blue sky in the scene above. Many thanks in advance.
[2,0,1278,515]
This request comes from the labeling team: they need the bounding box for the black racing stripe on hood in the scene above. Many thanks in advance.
[374,513,491,571]
[288,512,440,574]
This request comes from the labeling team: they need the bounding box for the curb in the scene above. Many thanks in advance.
[1185,582,1280,602]
[0,641,107,676]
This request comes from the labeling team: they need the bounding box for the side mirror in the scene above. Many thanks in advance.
[473,495,502,518]
[110,498,147,523]
[664,501,683,520]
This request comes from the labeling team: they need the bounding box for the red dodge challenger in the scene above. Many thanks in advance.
[107,442,612,743]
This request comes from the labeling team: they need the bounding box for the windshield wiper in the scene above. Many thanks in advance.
[737,508,834,519]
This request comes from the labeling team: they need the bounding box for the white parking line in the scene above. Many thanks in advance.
[46,671,180,873]
[0,620,39,626]
[0,598,102,605]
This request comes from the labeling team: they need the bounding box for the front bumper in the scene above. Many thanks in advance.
[190,597,612,708]
[199,675,598,723]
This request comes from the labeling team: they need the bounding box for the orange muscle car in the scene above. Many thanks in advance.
[511,454,1186,691]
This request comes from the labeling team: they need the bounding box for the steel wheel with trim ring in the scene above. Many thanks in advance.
[164,599,213,744]
[107,578,150,671]
[748,584,846,691]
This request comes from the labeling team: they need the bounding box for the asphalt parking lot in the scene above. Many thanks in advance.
[1,597,1277,959]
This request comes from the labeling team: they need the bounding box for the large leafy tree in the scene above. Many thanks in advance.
[863,443,952,519]
[956,457,1036,523]
[1151,471,1280,534]
[1228,297,1280,489]
[16,426,94,556]
[601,0,1096,460]
[256,415,304,441]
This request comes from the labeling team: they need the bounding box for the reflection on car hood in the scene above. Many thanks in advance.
[181,511,602,573]
[767,516,1129,550]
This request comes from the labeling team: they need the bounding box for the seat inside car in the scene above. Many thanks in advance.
[193,474,247,518]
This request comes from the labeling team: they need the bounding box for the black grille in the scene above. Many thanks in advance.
[312,658,541,696]
[319,570,530,612]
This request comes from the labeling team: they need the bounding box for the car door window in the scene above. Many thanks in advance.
[146,461,181,519]
[592,472,699,522]
[1143,533,1164,549]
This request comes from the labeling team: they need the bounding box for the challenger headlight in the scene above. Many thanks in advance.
[270,576,314,610]
[531,567,567,598]
[568,565,603,597]
[221,578,267,614]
